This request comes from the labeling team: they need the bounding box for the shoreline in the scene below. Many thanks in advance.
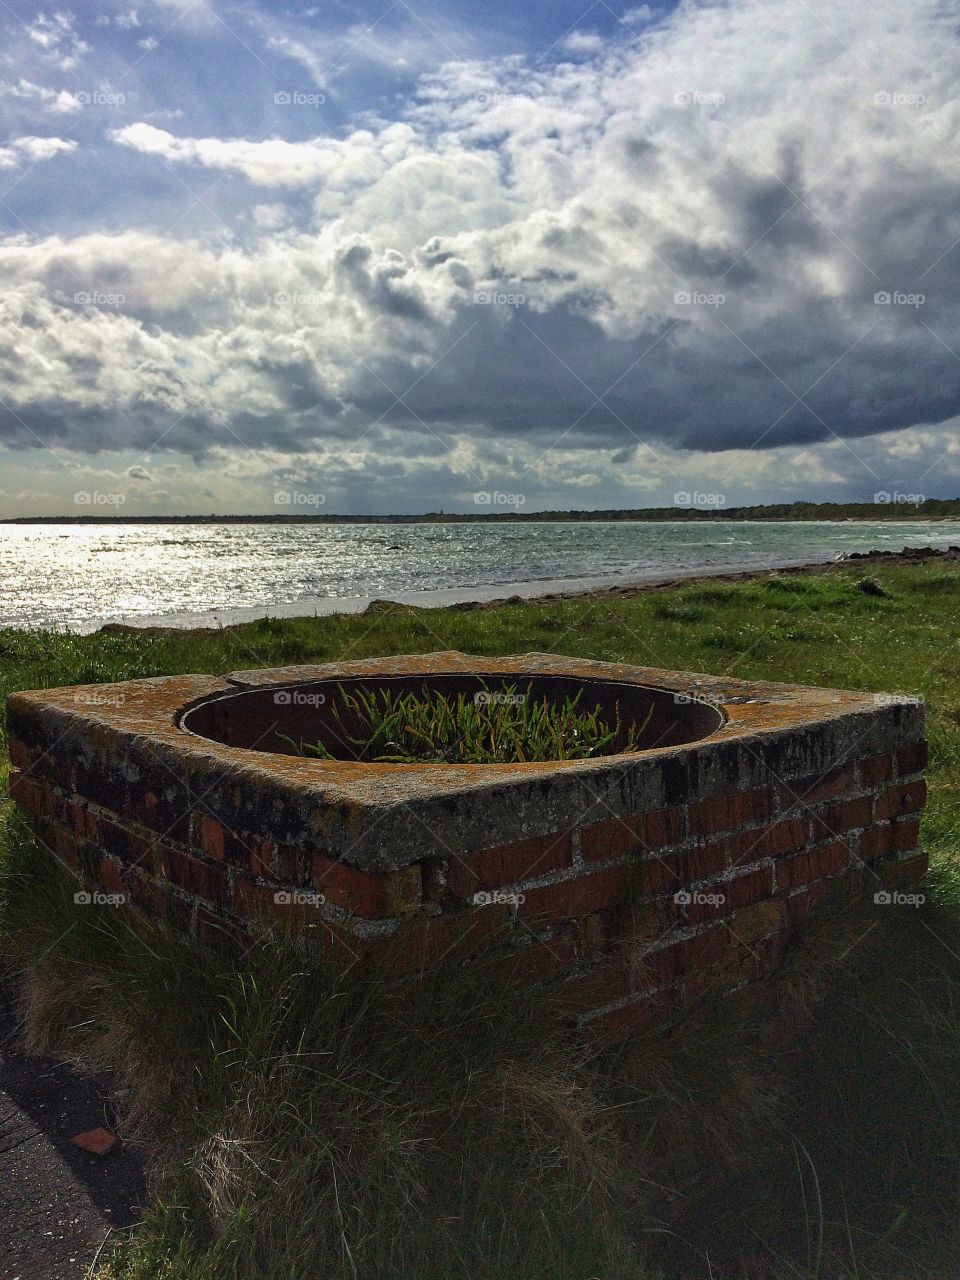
[95,543,960,635]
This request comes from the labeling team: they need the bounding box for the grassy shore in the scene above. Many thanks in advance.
[2,558,960,1278]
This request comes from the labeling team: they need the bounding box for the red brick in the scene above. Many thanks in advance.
[896,741,928,776]
[98,857,124,894]
[876,780,927,821]
[8,771,44,816]
[199,816,226,861]
[645,924,732,984]
[677,839,728,881]
[729,818,806,866]
[555,961,632,1015]
[859,824,893,862]
[71,1127,118,1157]
[311,855,421,918]
[724,865,775,910]
[518,865,630,923]
[368,905,511,974]
[165,849,228,906]
[892,817,921,853]
[580,991,670,1045]
[776,842,848,890]
[7,738,30,770]
[781,767,856,809]
[809,796,873,840]
[447,831,573,896]
[688,787,775,837]
[860,753,893,787]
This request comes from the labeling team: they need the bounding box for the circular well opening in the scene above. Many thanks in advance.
[179,672,725,764]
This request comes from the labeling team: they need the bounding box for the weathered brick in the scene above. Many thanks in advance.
[97,857,124,895]
[776,842,848,890]
[781,766,857,809]
[580,807,685,861]
[688,787,775,836]
[729,818,806,866]
[312,854,421,918]
[809,795,873,840]
[860,753,893,787]
[555,961,632,1015]
[199,815,226,861]
[368,905,511,974]
[891,816,921,853]
[859,824,893,862]
[896,741,928,776]
[8,771,44,816]
[447,831,573,896]
[724,865,775,910]
[165,848,229,907]
[876,780,927,820]
[7,737,30,770]
[518,866,630,923]
[580,991,671,1046]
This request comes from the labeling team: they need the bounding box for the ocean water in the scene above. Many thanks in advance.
[2,519,959,631]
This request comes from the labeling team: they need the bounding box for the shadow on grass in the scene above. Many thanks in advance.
[1,810,959,1280]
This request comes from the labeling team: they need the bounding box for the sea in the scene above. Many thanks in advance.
[2,519,959,631]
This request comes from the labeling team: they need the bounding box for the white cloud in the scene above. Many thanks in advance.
[3,0,960,512]
[0,135,77,168]
[0,79,82,114]
[26,11,90,70]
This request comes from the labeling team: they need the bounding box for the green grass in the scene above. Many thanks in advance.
[291,680,652,763]
[1,559,960,1278]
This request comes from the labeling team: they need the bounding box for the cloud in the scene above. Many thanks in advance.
[0,79,82,114]
[0,135,77,168]
[3,0,960,513]
[26,11,90,70]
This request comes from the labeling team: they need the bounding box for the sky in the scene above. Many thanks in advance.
[0,0,959,516]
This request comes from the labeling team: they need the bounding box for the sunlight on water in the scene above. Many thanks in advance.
[2,520,959,631]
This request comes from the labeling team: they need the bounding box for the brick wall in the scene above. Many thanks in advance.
[6,659,928,1048]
